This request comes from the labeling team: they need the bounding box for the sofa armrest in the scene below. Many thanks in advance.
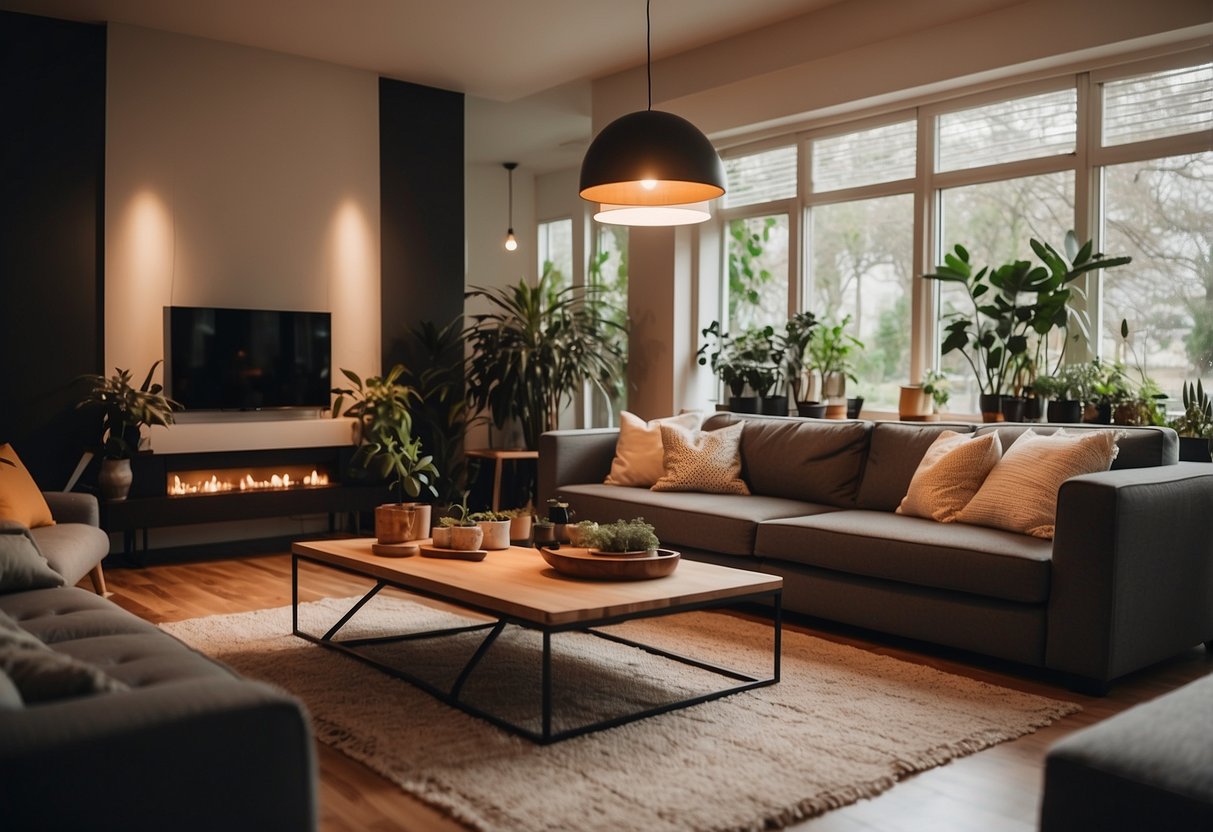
[0,676,316,831]
[42,491,100,527]
[538,428,620,507]
[1047,463,1213,686]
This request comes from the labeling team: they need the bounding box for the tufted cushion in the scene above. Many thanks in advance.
[604,410,703,487]
[653,421,750,495]
[897,431,1003,522]
[958,428,1121,539]
[0,609,129,703]
[0,444,54,528]
[0,521,64,594]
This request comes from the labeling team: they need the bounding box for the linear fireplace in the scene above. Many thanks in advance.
[168,464,332,496]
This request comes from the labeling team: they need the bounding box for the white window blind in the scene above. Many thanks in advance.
[937,88,1077,172]
[723,146,797,208]
[812,119,916,192]
[1102,63,1213,147]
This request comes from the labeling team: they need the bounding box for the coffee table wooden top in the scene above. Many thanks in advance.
[292,538,782,627]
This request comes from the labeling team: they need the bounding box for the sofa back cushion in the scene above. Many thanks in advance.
[703,414,870,506]
[855,422,978,511]
[973,423,1176,468]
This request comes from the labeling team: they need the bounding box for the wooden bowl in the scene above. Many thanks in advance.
[539,547,680,580]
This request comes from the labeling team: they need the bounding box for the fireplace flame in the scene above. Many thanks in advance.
[168,468,330,496]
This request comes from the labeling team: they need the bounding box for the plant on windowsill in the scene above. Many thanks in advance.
[1169,380,1213,462]
[697,321,783,414]
[779,311,821,415]
[75,361,181,501]
[582,517,660,558]
[808,315,862,417]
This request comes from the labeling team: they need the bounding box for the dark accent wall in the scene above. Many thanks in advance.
[0,12,106,488]
[379,77,465,369]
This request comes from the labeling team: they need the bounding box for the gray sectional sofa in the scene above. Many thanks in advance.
[540,414,1213,691]
[0,493,316,831]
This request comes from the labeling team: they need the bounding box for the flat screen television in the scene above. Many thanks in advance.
[165,306,332,410]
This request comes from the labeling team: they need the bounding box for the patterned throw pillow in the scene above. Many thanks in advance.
[896,431,1003,522]
[956,428,1121,539]
[652,422,750,495]
[605,411,703,487]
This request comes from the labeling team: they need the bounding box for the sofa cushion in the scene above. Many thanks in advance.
[958,429,1120,539]
[897,431,1002,522]
[559,482,838,557]
[755,510,1053,603]
[855,422,977,511]
[0,522,64,594]
[653,421,749,495]
[0,444,54,529]
[974,423,1175,468]
[604,411,702,487]
[708,415,871,506]
[0,608,129,703]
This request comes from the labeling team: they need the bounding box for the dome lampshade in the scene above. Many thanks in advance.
[579,110,726,206]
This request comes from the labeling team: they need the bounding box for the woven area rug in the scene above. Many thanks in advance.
[163,596,1079,832]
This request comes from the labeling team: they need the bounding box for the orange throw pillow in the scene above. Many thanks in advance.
[0,445,55,529]
[896,431,1003,522]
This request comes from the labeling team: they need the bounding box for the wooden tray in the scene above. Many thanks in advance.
[419,544,488,562]
[539,547,680,580]
[370,541,420,558]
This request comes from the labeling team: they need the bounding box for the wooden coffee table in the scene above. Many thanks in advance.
[291,538,783,743]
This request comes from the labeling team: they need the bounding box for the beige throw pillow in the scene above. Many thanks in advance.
[605,411,703,487]
[896,431,1003,522]
[956,428,1121,539]
[652,422,750,495]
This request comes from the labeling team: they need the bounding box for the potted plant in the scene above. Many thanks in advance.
[566,519,599,547]
[583,517,660,558]
[436,494,483,551]
[808,315,862,418]
[926,234,1130,422]
[901,370,949,420]
[334,364,438,542]
[779,311,821,415]
[1169,380,1213,462]
[464,268,626,451]
[76,361,180,500]
[469,509,512,550]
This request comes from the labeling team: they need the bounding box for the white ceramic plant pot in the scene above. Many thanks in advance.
[448,525,484,551]
[478,520,510,550]
[431,526,451,548]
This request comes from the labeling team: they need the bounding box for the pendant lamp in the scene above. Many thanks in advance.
[503,162,518,251]
[579,0,725,225]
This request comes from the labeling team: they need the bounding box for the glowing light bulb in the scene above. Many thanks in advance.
[640,179,657,190]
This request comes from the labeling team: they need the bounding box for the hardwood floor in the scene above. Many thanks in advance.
[101,554,1212,832]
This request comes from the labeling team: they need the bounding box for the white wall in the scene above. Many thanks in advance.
[105,24,381,392]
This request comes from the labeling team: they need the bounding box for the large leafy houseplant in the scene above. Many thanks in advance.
[76,361,180,459]
[464,269,626,451]
[780,311,819,403]
[925,233,1131,399]
[807,315,863,400]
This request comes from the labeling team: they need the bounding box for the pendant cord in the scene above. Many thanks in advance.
[646,0,652,110]
[508,166,513,227]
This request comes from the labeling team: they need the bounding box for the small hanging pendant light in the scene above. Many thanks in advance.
[579,0,724,225]
[503,162,518,251]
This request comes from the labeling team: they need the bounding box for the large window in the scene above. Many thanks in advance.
[708,49,1212,414]
[591,225,629,419]
[537,218,573,290]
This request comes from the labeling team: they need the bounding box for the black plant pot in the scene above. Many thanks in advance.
[1000,396,1027,422]
[1086,402,1113,424]
[760,395,788,416]
[978,393,1003,422]
[796,401,827,418]
[1023,396,1042,422]
[1178,436,1213,463]
[846,396,865,419]
[1047,399,1083,424]
[729,396,759,414]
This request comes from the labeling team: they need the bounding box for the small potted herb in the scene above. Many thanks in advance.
[566,519,599,548]
[1169,380,1213,462]
[583,518,660,558]
[469,509,512,550]
[434,493,482,550]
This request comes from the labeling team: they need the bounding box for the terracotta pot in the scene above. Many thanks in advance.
[824,403,847,419]
[898,385,932,419]
[448,525,484,551]
[477,519,510,550]
[509,514,532,543]
[375,504,418,545]
[98,458,133,501]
